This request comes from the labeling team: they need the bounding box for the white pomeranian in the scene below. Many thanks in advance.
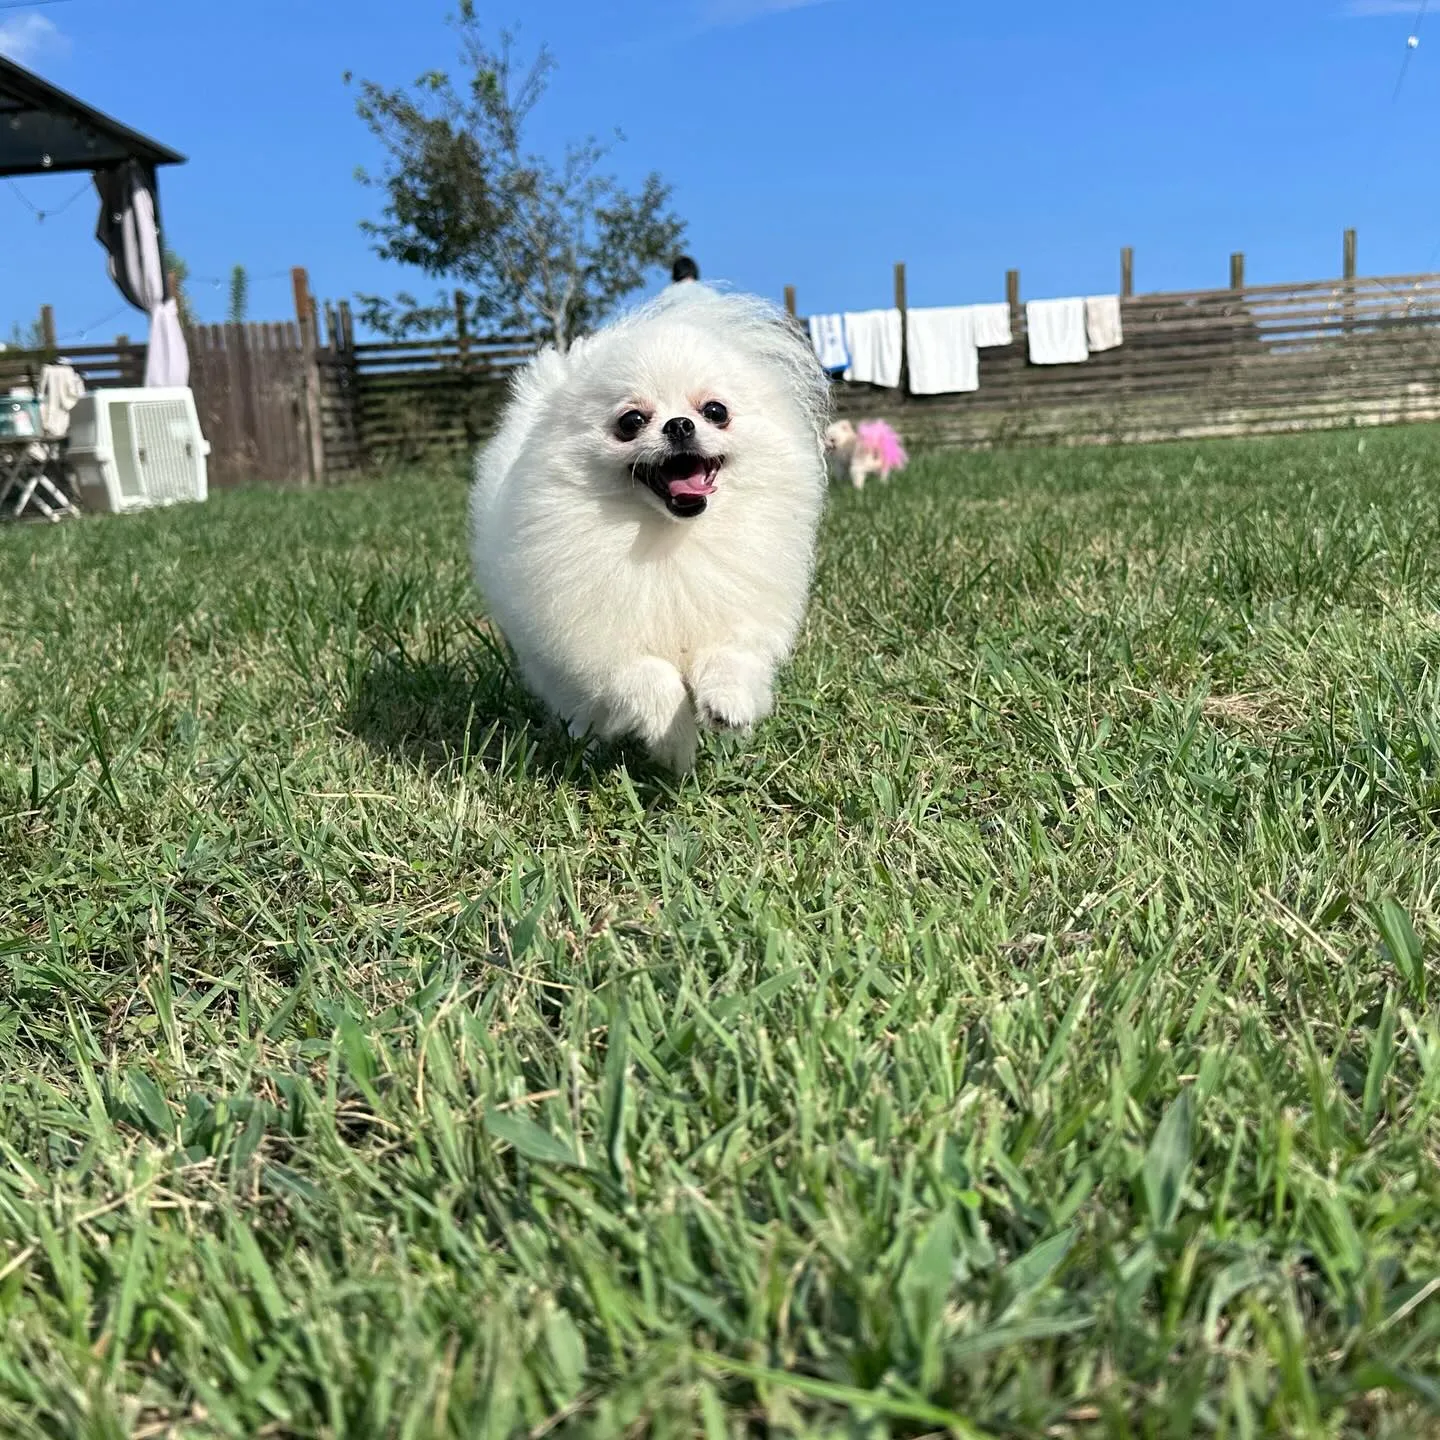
[469,285,831,772]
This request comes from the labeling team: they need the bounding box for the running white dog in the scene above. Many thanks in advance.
[469,285,830,772]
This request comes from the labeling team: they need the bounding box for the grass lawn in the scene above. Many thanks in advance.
[2,426,1440,1438]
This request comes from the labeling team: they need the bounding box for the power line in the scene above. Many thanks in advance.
[185,269,296,288]
[1392,0,1440,268]
[1391,0,1430,102]
[1354,0,1437,288]
[5,176,92,223]
[57,303,132,344]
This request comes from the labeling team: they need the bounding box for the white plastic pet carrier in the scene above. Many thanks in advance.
[66,388,210,514]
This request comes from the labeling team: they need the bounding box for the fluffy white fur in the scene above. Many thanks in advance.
[469,284,831,772]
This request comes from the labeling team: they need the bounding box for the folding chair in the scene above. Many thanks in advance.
[0,436,77,522]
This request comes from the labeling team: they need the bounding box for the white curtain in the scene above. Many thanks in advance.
[94,161,189,388]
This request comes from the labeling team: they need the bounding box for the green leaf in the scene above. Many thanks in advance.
[1000,1226,1076,1314]
[1350,1362,1440,1407]
[1374,897,1425,1005]
[697,1380,729,1440]
[898,1209,957,1345]
[126,1070,174,1139]
[231,1219,287,1326]
[663,1278,740,1343]
[232,1102,266,1176]
[659,967,803,1067]
[1314,1186,1365,1282]
[544,1306,586,1401]
[1362,989,1396,1133]
[337,1014,378,1094]
[947,1315,1095,1358]
[111,1208,150,1354]
[1204,1259,1271,1342]
[696,1351,995,1438]
[483,1108,583,1169]
[1035,981,1095,1087]
[506,887,552,959]
[601,992,630,1189]
[1142,1088,1193,1230]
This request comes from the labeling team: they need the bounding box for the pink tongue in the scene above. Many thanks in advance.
[667,474,716,498]
[664,458,716,497]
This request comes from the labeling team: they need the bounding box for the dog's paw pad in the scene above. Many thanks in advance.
[691,654,772,736]
[694,686,767,733]
[697,702,753,734]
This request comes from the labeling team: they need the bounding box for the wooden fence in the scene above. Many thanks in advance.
[0,338,143,392]
[338,327,536,469]
[320,255,1440,469]
[815,261,1440,450]
[188,324,314,487]
[1,326,318,488]
[3,303,527,485]
[11,246,1440,484]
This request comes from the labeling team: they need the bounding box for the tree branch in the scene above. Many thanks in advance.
[351,14,686,348]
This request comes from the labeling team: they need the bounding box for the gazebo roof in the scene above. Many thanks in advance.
[0,55,185,178]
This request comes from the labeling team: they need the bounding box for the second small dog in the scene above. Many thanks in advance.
[824,418,908,489]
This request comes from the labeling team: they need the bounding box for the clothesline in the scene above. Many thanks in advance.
[4,177,92,224]
[806,295,1126,395]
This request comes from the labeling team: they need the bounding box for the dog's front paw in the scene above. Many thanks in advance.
[595,657,698,773]
[691,650,774,734]
[696,700,750,734]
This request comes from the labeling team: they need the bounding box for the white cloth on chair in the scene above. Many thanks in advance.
[808,313,850,372]
[842,309,903,387]
[39,363,86,438]
[1026,298,1089,365]
[905,306,979,394]
[1084,295,1124,352]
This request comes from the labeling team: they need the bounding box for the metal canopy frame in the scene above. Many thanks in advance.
[0,55,184,179]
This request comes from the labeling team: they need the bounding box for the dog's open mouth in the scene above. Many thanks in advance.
[632,452,723,519]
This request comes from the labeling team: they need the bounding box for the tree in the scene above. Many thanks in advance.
[349,6,686,352]
[163,247,196,330]
[228,265,249,326]
[4,317,45,351]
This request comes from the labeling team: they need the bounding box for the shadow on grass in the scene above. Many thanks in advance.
[344,637,674,795]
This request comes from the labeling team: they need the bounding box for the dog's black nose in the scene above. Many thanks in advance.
[662,415,696,443]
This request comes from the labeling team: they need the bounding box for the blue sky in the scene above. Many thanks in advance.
[0,0,1434,342]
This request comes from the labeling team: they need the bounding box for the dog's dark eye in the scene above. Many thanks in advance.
[615,410,648,441]
[701,400,729,427]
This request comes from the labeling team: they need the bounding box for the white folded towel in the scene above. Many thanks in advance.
[842,309,903,388]
[969,302,1014,348]
[1026,298,1089,365]
[905,306,979,395]
[808,313,850,372]
[1084,295,1123,352]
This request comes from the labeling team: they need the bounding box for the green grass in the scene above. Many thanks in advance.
[2,425,1440,1438]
